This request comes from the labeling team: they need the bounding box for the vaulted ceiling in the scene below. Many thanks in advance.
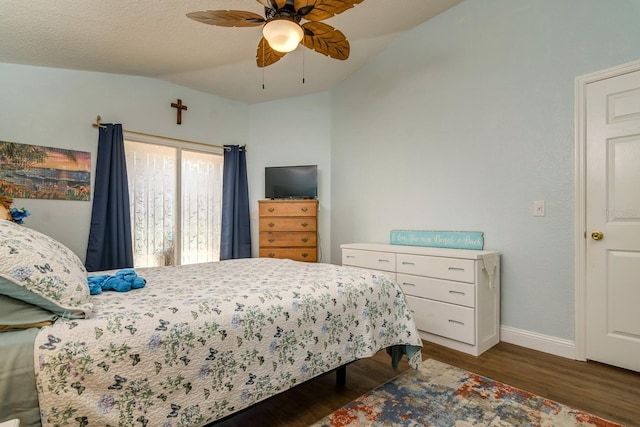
[0,0,462,104]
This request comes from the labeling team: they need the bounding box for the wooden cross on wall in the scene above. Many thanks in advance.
[171,99,188,125]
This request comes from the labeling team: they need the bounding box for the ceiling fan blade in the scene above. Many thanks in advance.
[301,22,349,60]
[256,37,287,67]
[186,10,265,27]
[256,0,288,11]
[295,0,364,21]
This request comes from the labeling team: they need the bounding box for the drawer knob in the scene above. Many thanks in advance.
[301,207,308,212]
[448,267,465,272]
[402,262,415,266]
[402,282,416,287]
[268,222,275,227]
[268,208,275,212]
[301,252,309,258]
[378,259,390,263]
[268,253,275,258]
[268,239,275,243]
[448,319,465,326]
[301,222,309,227]
[301,237,309,243]
[449,290,465,296]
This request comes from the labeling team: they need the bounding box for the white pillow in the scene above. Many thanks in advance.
[0,219,93,318]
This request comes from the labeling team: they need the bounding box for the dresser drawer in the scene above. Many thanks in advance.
[259,201,317,217]
[259,217,317,232]
[342,249,396,272]
[259,200,319,263]
[405,295,475,345]
[259,247,317,262]
[259,231,317,247]
[397,273,475,308]
[397,254,475,283]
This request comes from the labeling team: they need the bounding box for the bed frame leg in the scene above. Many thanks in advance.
[336,365,346,387]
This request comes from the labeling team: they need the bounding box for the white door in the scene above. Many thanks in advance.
[585,68,640,372]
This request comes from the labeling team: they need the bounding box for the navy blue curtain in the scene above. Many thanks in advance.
[85,124,133,272]
[220,145,251,260]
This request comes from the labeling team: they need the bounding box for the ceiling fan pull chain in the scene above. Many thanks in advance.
[262,39,266,90]
[302,48,305,84]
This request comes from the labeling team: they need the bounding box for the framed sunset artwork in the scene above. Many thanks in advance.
[0,140,91,201]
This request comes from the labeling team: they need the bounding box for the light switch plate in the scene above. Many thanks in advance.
[533,200,545,217]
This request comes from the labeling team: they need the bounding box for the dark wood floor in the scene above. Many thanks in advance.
[212,341,640,427]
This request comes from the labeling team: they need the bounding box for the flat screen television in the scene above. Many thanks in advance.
[265,165,318,199]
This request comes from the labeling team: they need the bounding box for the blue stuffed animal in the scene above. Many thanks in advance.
[88,268,146,295]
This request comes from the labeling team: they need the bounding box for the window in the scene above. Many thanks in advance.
[124,133,224,267]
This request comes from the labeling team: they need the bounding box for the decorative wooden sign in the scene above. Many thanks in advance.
[390,230,484,250]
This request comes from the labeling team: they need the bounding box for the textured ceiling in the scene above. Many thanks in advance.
[0,0,462,104]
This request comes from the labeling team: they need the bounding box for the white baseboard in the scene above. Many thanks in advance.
[500,325,579,360]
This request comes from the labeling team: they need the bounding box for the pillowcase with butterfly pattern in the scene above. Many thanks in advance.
[0,219,93,318]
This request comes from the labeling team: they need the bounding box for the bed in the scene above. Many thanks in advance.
[0,219,422,427]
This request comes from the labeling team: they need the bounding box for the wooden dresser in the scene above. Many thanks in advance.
[341,243,500,356]
[258,199,318,262]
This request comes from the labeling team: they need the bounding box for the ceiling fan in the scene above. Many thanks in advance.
[186,0,365,67]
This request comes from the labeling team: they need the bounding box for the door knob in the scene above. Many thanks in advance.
[591,231,604,241]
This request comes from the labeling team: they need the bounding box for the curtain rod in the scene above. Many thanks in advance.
[91,115,246,152]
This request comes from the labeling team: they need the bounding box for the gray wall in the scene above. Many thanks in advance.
[329,0,640,340]
[248,94,332,262]
[0,63,248,258]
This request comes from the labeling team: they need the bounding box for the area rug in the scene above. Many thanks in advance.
[311,359,624,427]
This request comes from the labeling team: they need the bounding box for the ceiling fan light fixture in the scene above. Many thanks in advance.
[262,18,304,53]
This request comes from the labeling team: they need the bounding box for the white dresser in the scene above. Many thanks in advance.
[341,243,500,356]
